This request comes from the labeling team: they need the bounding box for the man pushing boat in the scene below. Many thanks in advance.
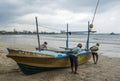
[69,43,82,74]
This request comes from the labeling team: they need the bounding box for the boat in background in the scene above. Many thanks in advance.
[110,32,119,35]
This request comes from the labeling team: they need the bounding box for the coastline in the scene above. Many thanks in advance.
[0,42,120,81]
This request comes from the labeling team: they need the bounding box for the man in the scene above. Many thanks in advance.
[69,43,82,74]
[90,43,100,64]
[40,41,48,50]
[36,41,48,50]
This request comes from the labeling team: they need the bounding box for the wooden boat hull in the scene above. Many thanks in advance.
[17,63,67,75]
[7,48,91,75]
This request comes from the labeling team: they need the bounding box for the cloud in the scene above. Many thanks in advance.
[93,3,120,33]
[0,0,120,33]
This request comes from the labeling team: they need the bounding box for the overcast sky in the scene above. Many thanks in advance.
[0,0,120,33]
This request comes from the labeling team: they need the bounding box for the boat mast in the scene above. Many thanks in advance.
[66,23,69,49]
[35,16,40,50]
[86,0,100,50]
[86,21,90,50]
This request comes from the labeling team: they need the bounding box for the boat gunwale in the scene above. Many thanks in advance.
[7,48,91,59]
[6,54,55,58]
[7,53,91,59]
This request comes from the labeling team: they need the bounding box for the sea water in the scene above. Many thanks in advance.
[0,34,120,57]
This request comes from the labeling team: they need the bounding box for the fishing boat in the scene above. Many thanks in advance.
[7,48,91,75]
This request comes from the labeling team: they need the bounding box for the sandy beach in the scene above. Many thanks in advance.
[0,42,120,81]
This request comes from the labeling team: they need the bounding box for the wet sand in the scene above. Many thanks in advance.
[0,42,120,81]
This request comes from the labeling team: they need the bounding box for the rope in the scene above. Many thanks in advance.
[39,25,64,31]
[91,0,100,24]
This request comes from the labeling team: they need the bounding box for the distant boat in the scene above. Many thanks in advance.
[110,32,118,35]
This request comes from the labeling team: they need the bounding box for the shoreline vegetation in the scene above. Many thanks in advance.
[0,42,120,81]
[0,30,120,35]
[0,30,58,35]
